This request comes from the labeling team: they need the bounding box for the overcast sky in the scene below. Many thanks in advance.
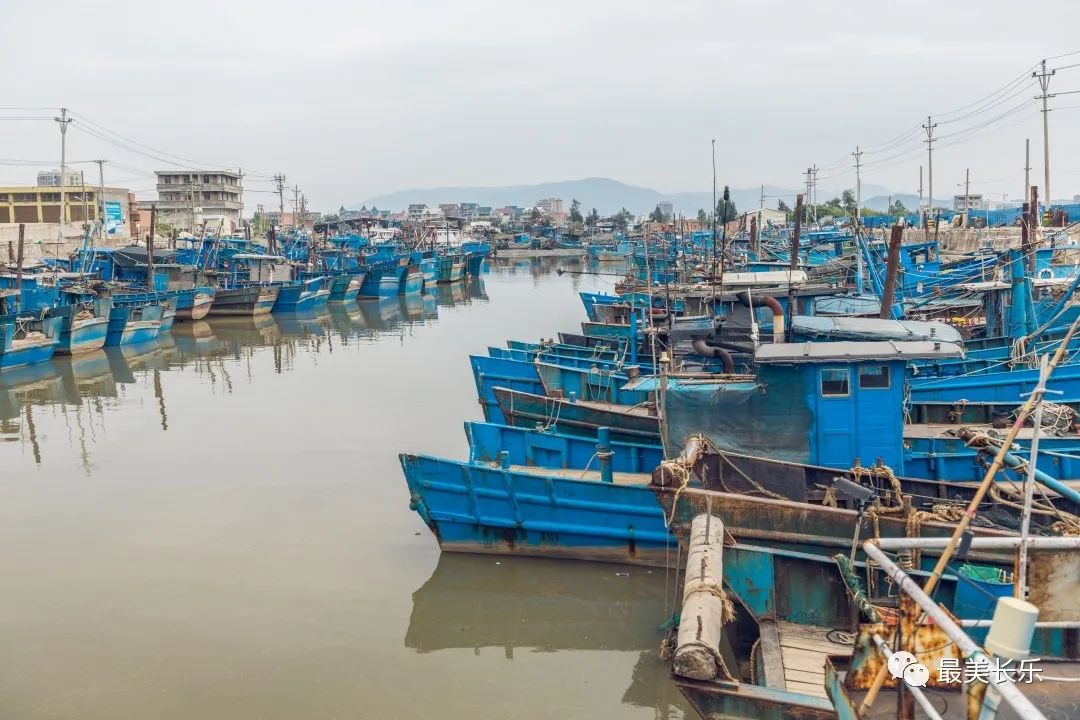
[5,0,1080,209]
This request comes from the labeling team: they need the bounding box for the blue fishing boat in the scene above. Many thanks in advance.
[103,302,163,346]
[0,313,62,371]
[400,265,425,294]
[418,257,438,289]
[272,276,330,313]
[459,240,490,275]
[51,302,110,355]
[400,450,671,566]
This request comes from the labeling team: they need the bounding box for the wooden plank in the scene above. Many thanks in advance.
[785,680,828,698]
[785,668,826,685]
[780,647,830,674]
[757,619,786,690]
[776,622,853,655]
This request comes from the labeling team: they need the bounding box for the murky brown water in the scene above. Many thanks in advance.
[0,258,690,720]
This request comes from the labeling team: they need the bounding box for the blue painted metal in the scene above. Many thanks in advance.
[272,276,330,313]
[465,421,663,474]
[399,452,671,565]
[469,355,545,423]
[0,315,62,370]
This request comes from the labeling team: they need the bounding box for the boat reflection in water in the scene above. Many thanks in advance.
[406,553,690,718]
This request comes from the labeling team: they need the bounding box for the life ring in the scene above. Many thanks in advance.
[1037,268,1054,280]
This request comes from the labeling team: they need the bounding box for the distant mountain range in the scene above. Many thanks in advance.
[360,177,950,216]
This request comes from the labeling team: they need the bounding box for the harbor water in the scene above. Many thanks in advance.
[0,258,690,720]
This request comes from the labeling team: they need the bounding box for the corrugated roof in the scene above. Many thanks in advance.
[755,341,963,364]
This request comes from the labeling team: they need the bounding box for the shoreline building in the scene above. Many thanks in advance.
[0,170,134,237]
[144,169,243,233]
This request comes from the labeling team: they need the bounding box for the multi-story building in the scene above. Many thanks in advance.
[657,201,674,218]
[36,169,84,187]
[536,197,564,216]
[145,169,243,232]
[953,193,984,212]
[407,203,428,221]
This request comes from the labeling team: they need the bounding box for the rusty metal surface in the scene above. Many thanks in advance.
[844,619,964,692]
[1026,547,1080,623]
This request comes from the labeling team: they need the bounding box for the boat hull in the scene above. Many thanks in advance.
[401,271,424,295]
[55,316,109,355]
[207,286,280,316]
[399,453,672,566]
[175,292,214,321]
[0,339,58,370]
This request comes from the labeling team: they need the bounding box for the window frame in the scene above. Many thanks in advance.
[820,367,851,397]
[858,363,891,390]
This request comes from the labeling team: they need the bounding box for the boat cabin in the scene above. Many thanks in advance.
[662,340,964,473]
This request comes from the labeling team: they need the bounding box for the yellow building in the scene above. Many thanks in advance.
[0,185,133,234]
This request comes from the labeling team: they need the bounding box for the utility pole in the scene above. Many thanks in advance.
[852,147,863,225]
[811,164,819,224]
[54,108,72,236]
[853,146,864,297]
[94,160,106,235]
[918,165,924,232]
[922,115,937,224]
[759,184,764,212]
[963,168,971,228]
[1034,60,1055,219]
[804,168,813,225]
[273,172,286,252]
[292,185,300,229]
[1024,138,1031,214]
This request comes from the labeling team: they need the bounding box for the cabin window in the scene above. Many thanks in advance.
[858,364,890,389]
[820,368,849,396]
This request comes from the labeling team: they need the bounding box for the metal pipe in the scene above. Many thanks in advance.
[736,292,784,344]
[875,536,1080,550]
[961,619,1080,628]
[596,427,613,484]
[863,541,1046,720]
[1019,354,1049,600]
[871,634,945,720]
[690,339,735,372]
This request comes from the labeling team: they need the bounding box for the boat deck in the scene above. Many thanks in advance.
[904,422,1080,441]
[762,621,853,699]
[506,464,652,486]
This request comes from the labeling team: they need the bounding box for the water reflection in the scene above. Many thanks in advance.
[0,256,675,720]
[407,553,688,718]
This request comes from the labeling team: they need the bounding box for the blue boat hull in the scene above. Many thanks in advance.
[273,283,331,313]
[401,271,424,295]
[400,453,672,566]
[0,339,58,370]
[470,355,546,423]
[56,316,109,355]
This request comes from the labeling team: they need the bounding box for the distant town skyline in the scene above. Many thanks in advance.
[3,0,1080,212]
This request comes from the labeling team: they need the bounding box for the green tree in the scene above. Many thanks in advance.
[569,199,583,224]
[777,198,791,213]
[648,204,665,223]
[841,190,857,215]
[825,197,842,210]
[715,186,737,223]
[530,207,541,222]
[888,199,909,216]
[611,207,633,231]
[696,208,708,226]
[586,207,600,226]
